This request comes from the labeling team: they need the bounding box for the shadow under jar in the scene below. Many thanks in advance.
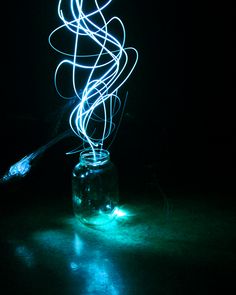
[72,149,119,226]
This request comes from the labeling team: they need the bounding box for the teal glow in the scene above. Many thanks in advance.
[15,245,35,268]
[70,261,79,271]
[31,229,122,293]
[113,207,127,217]
[70,232,123,294]
[69,254,122,294]
[74,233,83,255]
[6,197,234,294]
[49,0,138,158]
[74,206,129,227]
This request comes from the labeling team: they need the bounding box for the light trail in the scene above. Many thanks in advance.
[49,0,138,160]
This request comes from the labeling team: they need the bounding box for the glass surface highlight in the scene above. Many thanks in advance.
[72,149,119,226]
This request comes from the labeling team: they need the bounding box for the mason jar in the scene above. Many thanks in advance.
[72,149,119,226]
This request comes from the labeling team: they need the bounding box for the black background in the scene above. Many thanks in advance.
[0,0,234,199]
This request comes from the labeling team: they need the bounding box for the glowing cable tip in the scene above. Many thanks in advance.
[49,0,138,159]
[0,130,72,183]
[0,154,34,183]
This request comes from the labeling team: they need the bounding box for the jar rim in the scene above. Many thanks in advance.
[80,148,110,166]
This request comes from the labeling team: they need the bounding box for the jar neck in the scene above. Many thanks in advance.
[80,149,110,167]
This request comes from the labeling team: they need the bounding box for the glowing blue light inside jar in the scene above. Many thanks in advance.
[72,149,119,226]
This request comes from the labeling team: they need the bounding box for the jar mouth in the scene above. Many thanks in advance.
[80,148,110,166]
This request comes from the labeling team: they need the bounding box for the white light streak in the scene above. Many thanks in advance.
[49,0,138,159]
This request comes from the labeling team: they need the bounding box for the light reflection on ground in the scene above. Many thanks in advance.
[3,198,236,294]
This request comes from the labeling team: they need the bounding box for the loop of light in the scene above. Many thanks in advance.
[49,0,138,159]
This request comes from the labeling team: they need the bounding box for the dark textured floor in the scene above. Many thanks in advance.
[1,184,235,295]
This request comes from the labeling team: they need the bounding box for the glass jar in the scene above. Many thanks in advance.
[72,149,119,226]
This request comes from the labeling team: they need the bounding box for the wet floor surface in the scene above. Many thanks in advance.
[1,191,236,294]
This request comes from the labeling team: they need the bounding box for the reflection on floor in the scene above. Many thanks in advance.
[1,193,236,294]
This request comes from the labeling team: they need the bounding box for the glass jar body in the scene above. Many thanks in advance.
[72,149,119,226]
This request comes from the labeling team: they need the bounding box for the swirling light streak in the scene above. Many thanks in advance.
[49,0,138,159]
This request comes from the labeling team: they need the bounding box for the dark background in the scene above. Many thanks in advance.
[0,2,235,294]
[0,0,234,199]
